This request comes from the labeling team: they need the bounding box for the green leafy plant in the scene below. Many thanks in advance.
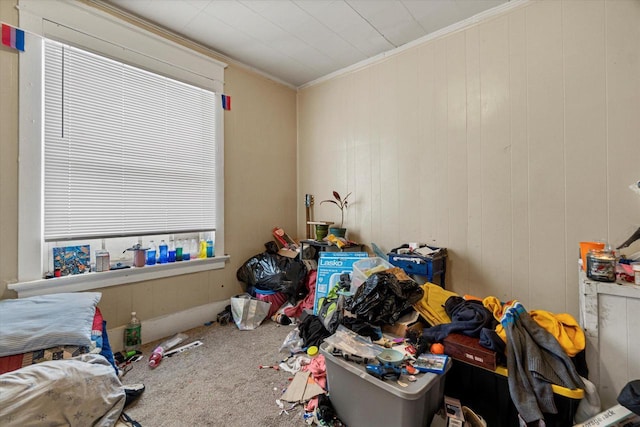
[320,191,352,228]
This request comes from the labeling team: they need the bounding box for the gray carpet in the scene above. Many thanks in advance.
[121,320,305,427]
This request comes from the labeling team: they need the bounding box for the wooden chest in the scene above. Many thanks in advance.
[442,333,497,371]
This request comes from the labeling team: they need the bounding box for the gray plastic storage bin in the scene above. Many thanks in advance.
[320,343,449,427]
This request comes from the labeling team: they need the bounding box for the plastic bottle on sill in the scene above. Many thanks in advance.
[146,241,157,266]
[199,239,207,259]
[158,240,168,264]
[190,239,198,260]
[124,312,142,352]
[182,239,191,261]
[175,239,183,262]
[206,239,214,258]
[168,240,176,263]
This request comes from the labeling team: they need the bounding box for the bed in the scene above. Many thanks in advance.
[0,292,126,426]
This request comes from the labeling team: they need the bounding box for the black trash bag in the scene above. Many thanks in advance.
[236,241,307,301]
[345,271,423,326]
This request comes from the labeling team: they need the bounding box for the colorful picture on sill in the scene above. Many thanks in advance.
[53,245,90,276]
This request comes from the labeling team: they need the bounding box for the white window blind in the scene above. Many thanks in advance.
[44,40,217,241]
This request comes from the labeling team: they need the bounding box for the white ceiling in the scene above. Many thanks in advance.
[102,0,509,88]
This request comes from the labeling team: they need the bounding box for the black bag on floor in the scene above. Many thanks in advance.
[236,241,307,301]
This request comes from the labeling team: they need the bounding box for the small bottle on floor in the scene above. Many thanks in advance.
[148,346,164,368]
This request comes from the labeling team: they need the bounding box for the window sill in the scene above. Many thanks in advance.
[8,255,229,298]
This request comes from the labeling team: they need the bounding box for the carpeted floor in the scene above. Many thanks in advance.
[120,317,449,427]
[121,319,305,427]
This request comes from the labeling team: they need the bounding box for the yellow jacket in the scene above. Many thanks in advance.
[413,283,459,326]
[483,296,585,357]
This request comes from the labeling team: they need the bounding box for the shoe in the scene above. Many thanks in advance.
[271,313,292,325]
[462,406,487,427]
[217,305,232,325]
[119,412,142,427]
[123,383,145,408]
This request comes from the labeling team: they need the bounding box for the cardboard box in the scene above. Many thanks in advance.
[443,333,497,371]
[573,404,640,427]
[272,227,300,258]
[314,252,367,314]
[382,310,424,337]
[277,248,299,259]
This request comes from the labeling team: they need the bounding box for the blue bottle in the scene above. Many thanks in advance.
[182,240,191,261]
[146,240,157,265]
[168,240,176,263]
[158,240,168,264]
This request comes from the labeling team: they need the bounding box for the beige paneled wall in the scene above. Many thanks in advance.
[0,1,298,330]
[298,0,640,317]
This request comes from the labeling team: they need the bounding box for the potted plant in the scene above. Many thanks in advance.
[321,191,351,238]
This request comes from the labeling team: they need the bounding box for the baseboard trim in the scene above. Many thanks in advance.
[108,300,229,352]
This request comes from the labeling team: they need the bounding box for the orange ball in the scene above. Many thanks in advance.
[430,343,445,354]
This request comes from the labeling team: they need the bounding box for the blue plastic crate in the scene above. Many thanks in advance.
[387,244,447,287]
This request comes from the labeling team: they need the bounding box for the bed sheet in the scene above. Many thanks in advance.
[0,307,110,375]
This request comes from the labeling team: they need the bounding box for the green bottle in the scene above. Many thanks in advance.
[124,311,141,352]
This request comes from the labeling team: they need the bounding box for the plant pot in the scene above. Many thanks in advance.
[329,227,347,238]
[315,224,329,241]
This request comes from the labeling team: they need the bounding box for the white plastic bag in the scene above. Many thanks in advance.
[230,294,271,330]
[323,325,384,359]
[573,376,601,424]
[279,328,304,354]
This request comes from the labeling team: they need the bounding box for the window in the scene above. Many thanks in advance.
[15,0,227,293]
[44,41,217,243]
